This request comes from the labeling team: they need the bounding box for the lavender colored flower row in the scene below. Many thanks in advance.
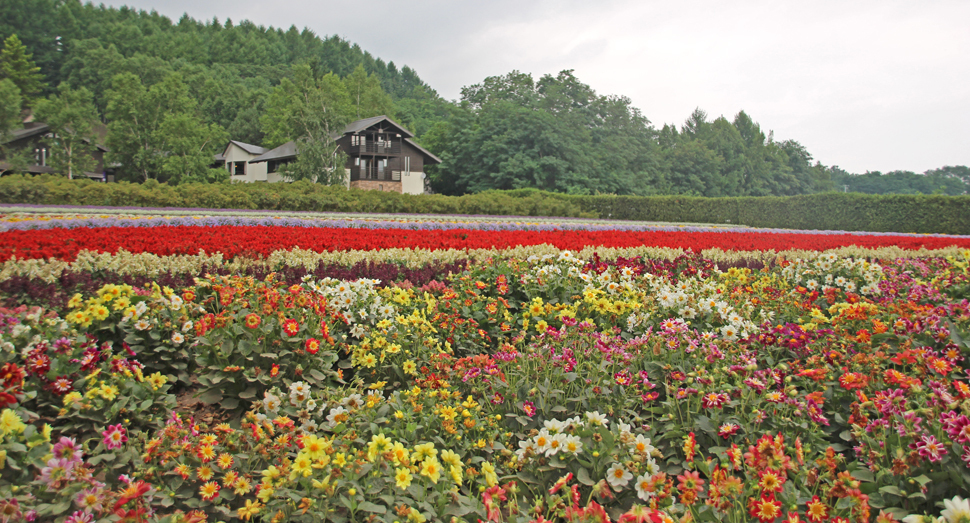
[2,212,969,239]
[0,203,599,222]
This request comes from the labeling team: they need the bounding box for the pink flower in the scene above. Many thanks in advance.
[701,392,729,409]
[522,401,537,417]
[910,434,947,462]
[102,424,127,450]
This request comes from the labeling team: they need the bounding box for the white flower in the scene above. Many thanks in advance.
[632,435,655,456]
[642,458,660,477]
[171,332,184,345]
[617,421,633,437]
[585,411,609,427]
[543,419,566,434]
[134,319,151,331]
[182,321,194,333]
[546,433,567,456]
[326,406,349,427]
[341,394,364,409]
[349,324,365,338]
[516,439,537,461]
[262,393,281,413]
[562,434,583,454]
[720,324,739,341]
[306,398,318,411]
[942,495,970,523]
[634,472,655,501]
[606,462,633,489]
[533,430,553,454]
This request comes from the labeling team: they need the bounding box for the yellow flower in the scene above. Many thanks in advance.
[147,372,167,390]
[481,461,498,487]
[367,433,393,461]
[332,453,347,468]
[413,442,437,462]
[438,405,458,422]
[91,305,110,321]
[440,449,461,468]
[99,384,119,401]
[394,467,412,489]
[0,449,6,469]
[450,464,463,484]
[390,442,409,466]
[237,499,263,521]
[256,486,274,503]
[0,409,26,435]
[292,453,312,478]
[232,477,252,496]
[262,465,281,481]
[420,457,442,484]
[67,293,84,309]
[402,360,417,375]
[302,434,329,460]
[408,507,427,523]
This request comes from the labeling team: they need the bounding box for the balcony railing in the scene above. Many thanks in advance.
[351,164,402,182]
[350,141,401,155]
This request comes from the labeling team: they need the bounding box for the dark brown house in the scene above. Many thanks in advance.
[0,121,111,180]
[247,115,440,194]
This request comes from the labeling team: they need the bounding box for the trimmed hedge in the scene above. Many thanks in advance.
[1,174,969,234]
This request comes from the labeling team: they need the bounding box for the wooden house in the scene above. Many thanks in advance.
[0,121,110,180]
[247,115,440,194]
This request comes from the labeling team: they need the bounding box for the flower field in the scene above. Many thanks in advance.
[2,207,970,523]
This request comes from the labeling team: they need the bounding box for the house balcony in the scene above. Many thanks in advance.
[350,141,401,155]
[350,162,403,182]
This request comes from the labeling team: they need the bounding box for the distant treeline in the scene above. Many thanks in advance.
[0,0,966,197]
[3,174,969,235]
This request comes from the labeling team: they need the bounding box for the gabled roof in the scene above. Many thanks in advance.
[249,141,297,164]
[404,138,442,164]
[342,115,413,138]
[2,121,108,151]
[225,140,268,156]
[5,122,50,143]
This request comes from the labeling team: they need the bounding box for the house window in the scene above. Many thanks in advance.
[233,162,245,176]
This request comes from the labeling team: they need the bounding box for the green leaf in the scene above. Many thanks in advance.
[357,502,386,514]
[577,467,595,486]
[879,485,904,497]
[851,468,874,482]
[197,388,223,405]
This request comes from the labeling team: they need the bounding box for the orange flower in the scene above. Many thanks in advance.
[244,313,261,329]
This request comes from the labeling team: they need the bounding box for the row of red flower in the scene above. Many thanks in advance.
[2,225,970,262]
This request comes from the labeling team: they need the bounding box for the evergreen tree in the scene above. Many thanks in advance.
[0,34,46,107]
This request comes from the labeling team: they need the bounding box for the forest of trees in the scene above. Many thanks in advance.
[1,0,966,196]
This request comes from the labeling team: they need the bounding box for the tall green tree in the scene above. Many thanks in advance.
[105,72,225,183]
[0,34,46,108]
[342,64,396,120]
[261,64,352,184]
[32,84,100,178]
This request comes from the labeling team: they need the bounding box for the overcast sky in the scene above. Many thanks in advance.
[103,0,970,174]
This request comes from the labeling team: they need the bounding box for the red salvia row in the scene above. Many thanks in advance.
[1,226,969,263]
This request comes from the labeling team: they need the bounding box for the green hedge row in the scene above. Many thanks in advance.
[1,175,969,235]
